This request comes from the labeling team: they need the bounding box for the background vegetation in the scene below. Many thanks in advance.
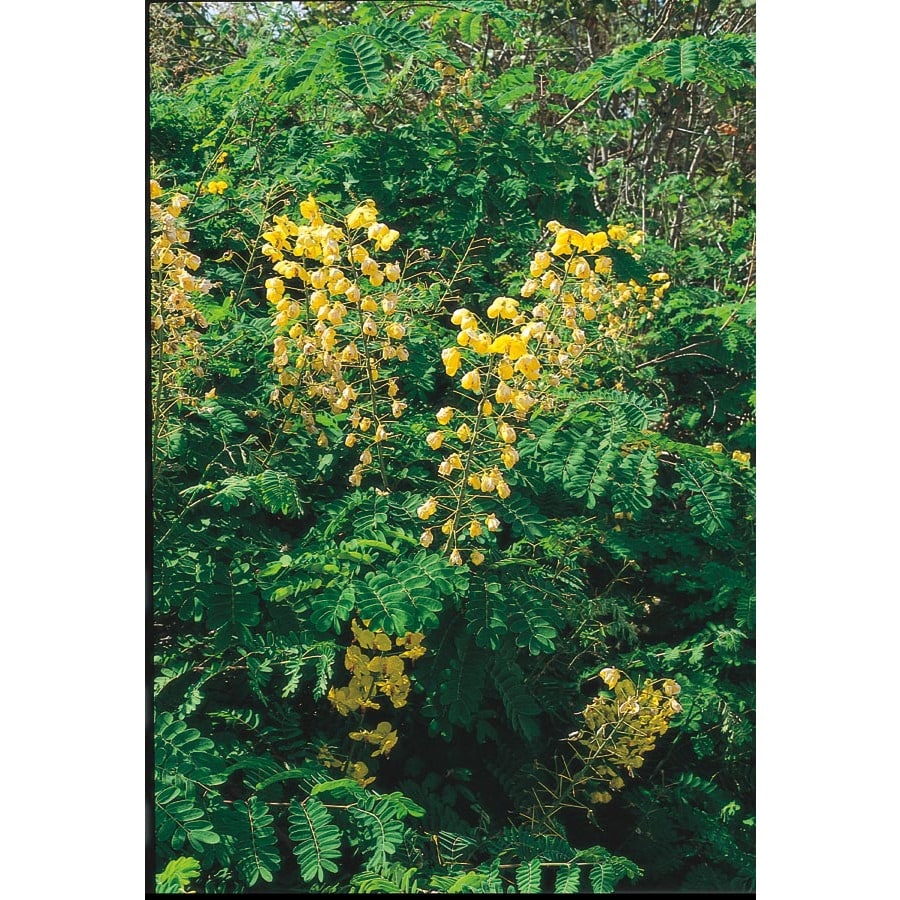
[150,0,755,892]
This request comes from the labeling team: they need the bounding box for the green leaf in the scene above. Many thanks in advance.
[437,635,490,729]
[253,470,303,517]
[492,656,541,741]
[155,786,220,853]
[309,582,356,634]
[515,858,542,893]
[230,797,281,886]
[465,581,508,650]
[664,39,701,85]
[347,797,407,869]
[589,861,625,893]
[282,28,341,91]
[554,864,581,893]
[288,797,343,884]
[611,448,659,515]
[155,857,201,894]
[675,459,733,536]
[337,35,385,98]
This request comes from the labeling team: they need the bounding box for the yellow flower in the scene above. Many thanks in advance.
[376,229,400,252]
[486,296,519,320]
[420,528,434,547]
[368,222,388,242]
[456,423,472,442]
[470,550,485,566]
[497,421,516,444]
[449,548,463,566]
[384,262,401,282]
[207,180,228,195]
[470,331,492,354]
[436,406,455,425]
[438,453,463,475]
[346,199,378,229]
[460,369,482,393]
[550,230,574,256]
[515,354,541,381]
[426,430,445,450]
[417,497,438,520]
[500,446,519,469]
[495,381,514,404]
[397,631,426,654]
[586,231,609,252]
[300,194,322,224]
[607,224,628,242]
[731,450,751,466]
[512,392,536,413]
[451,308,477,329]
[599,667,620,689]
[370,722,399,757]
[662,679,681,697]
[485,513,501,532]
[149,179,163,199]
[442,346,462,376]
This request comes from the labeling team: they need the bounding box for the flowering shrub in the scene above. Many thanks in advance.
[151,160,753,893]
[262,196,420,493]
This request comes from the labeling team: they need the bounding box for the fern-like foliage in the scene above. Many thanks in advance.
[555,34,754,101]
[288,797,343,884]
[553,864,581,893]
[436,634,491,731]
[347,796,408,869]
[253,469,304,516]
[491,653,541,741]
[155,711,226,786]
[228,796,281,886]
[203,561,260,630]
[465,580,509,650]
[336,34,386,98]
[588,860,625,893]
[674,459,734,536]
[155,856,201,894]
[663,38,701,85]
[155,785,221,853]
[515,857,543,893]
[351,863,422,893]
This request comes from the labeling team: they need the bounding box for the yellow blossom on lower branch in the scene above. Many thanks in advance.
[326,620,427,777]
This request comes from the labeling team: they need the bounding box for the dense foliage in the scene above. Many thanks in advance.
[150,1,755,893]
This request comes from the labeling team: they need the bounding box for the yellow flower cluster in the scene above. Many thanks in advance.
[325,619,426,778]
[206,179,228,195]
[417,222,671,566]
[573,669,683,804]
[263,195,412,487]
[150,178,213,410]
